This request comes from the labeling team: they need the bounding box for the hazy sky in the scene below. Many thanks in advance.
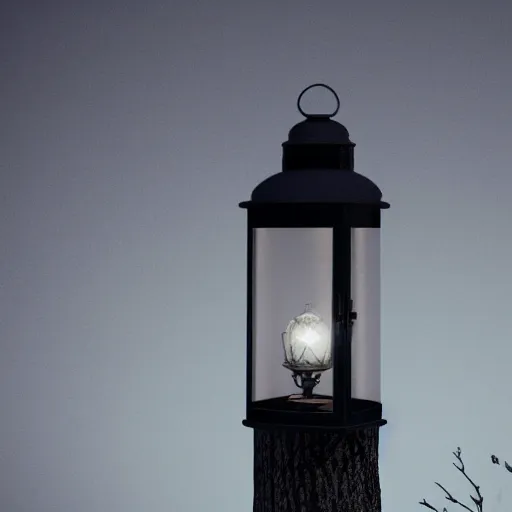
[1,1,512,511]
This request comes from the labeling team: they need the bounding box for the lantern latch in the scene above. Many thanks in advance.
[337,295,357,325]
[349,300,357,324]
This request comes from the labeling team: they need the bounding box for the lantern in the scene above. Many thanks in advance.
[240,84,389,430]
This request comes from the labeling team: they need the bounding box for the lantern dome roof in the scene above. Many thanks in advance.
[239,83,390,210]
[242,169,387,207]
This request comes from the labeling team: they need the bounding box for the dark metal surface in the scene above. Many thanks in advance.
[297,83,341,119]
[282,143,354,172]
[245,397,384,430]
[245,205,383,229]
[240,84,389,208]
[245,170,386,205]
[245,223,254,419]
[332,226,352,423]
[285,118,352,145]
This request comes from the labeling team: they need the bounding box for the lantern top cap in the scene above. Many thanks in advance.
[238,83,390,210]
[286,83,352,145]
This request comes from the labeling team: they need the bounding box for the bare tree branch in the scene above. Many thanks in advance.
[419,499,442,512]
[451,448,483,512]
[420,447,483,512]
[435,481,474,512]
[419,499,439,511]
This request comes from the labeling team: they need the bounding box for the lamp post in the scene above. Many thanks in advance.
[239,84,390,512]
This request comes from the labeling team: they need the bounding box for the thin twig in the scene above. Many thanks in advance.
[419,498,447,512]
[435,481,474,512]
[451,447,483,512]
[420,447,484,512]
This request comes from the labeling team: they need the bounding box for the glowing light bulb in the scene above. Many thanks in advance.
[282,304,332,371]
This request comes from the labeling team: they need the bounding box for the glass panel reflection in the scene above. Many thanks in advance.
[252,228,333,412]
[351,228,381,402]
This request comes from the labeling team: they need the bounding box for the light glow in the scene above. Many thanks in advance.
[282,304,331,371]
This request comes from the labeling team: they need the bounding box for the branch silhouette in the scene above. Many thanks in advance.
[419,447,483,512]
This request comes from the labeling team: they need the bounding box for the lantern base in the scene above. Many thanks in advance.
[252,425,383,512]
[245,396,384,430]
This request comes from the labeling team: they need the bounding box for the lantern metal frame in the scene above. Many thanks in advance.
[239,84,389,431]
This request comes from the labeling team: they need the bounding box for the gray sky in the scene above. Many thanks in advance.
[1,1,512,511]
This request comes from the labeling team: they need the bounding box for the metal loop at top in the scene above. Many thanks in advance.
[297,83,340,119]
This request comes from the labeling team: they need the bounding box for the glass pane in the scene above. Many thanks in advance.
[253,228,333,405]
[351,228,381,402]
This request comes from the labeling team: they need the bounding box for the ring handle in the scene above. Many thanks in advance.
[297,83,340,119]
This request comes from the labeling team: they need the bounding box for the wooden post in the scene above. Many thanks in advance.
[253,427,382,512]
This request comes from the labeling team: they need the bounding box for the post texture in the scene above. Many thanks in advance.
[253,427,381,512]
